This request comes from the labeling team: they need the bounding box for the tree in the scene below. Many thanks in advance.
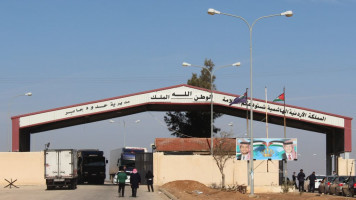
[212,132,236,188]
[164,59,222,137]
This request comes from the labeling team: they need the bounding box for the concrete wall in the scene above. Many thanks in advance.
[153,152,279,188]
[0,152,45,186]
[338,157,355,176]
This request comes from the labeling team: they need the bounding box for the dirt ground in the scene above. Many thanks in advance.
[161,180,353,200]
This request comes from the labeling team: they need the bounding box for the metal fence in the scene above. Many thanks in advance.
[135,153,153,185]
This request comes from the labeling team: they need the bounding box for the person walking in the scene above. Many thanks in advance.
[297,169,306,192]
[309,171,316,193]
[130,168,141,197]
[145,170,154,192]
[116,166,127,197]
[292,172,298,189]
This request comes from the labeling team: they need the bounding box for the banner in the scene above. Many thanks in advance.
[236,138,297,161]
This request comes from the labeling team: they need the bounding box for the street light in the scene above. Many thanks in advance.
[109,119,140,147]
[208,8,293,196]
[182,61,241,154]
[8,92,33,151]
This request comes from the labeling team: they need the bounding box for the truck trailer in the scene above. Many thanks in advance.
[44,149,78,190]
[77,149,107,184]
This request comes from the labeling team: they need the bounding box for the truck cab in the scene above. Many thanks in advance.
[77,149,107,184]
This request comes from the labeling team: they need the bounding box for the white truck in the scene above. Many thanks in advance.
[109,147,147,183]
[44,149,78,190]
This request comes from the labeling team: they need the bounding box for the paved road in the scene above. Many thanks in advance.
[1,184,170,200]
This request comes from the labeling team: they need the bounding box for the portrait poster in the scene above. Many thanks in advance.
[236,138,297,161]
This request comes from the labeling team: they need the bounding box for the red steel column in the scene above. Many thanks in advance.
[11,118,20,152]
[344,118,352,152]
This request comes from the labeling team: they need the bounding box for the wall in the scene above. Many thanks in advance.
[0,152,45,186]
[338,157,355,176]
[153,152,280,190]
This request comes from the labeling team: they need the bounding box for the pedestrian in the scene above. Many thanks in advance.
[145,170,154,192]
[292,172,298,189]
[309,171,316,193]
[332,170,337,176]
[297,169,305,192]
[116,166,127,197]
[130,168,141,197]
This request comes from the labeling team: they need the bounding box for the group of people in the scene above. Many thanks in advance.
[116,166,154,198]
[292,169,317,192]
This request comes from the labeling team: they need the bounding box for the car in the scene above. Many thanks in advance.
[304,175,325,192]
[318,176,335,194]
[315,175,326,190]
[341,176,356,197]
[113,171,130,185]
[329,176,349,195]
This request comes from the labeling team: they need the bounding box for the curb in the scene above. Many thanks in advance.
[159,188,178,200]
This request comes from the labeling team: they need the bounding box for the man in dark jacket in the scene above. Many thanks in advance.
[292,172,297,189]
[145,170,154,192]
[308,171,317,193]
[297,169,306,192]
[130,168,141,197]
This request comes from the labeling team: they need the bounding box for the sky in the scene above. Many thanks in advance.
[0,0,355,179]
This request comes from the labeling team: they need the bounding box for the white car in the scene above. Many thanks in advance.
[305,175,325,192]
[315,175,325,189]
[113,171,130,185]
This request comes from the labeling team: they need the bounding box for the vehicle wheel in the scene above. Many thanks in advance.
[341,189,345,196]
[69,181,75,189]
[46,185,54,190]
[77,178,84,184]
[345,189,350,197]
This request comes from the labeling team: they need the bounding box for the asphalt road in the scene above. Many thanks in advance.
[1,183,170,200]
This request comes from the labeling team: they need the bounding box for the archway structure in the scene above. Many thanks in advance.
[11,84,352,173]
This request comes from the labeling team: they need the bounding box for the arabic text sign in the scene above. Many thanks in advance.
[19,85,344,128]
[236,138,298,161]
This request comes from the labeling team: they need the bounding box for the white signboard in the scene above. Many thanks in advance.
[19,85,345,128]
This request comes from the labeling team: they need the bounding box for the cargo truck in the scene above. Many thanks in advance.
[109,147,147,183]
[77,149,107,184]
[44,149,78,190]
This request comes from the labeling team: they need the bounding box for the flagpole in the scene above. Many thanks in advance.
[283,87,286,138]
[246,88,249,138]
[265,87,268,138]
[283,86,287,185]
[245,88,250,187]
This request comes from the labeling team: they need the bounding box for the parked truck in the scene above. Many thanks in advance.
[44,149,78,190]
[109,147,147,183]
[77,149,107,184]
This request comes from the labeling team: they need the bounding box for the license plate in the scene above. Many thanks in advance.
[54,179,64,182]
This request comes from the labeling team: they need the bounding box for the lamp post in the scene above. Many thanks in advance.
[8,92,32,151]
[109,119,140,147]
[207,8,293,196]
[182,61,241,154]
[228,122,233,135]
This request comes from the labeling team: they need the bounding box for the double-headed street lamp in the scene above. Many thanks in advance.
[207,8,293,196]
[8,92,32,151]
[182,61,241,154]
[109,119,141,147]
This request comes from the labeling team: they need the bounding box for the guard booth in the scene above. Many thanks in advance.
[135,153,153,185]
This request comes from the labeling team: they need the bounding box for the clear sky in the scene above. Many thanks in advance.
[0,0,355,178]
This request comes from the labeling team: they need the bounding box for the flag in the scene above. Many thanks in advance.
[273,93,285,102]
[229,92,247,106]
